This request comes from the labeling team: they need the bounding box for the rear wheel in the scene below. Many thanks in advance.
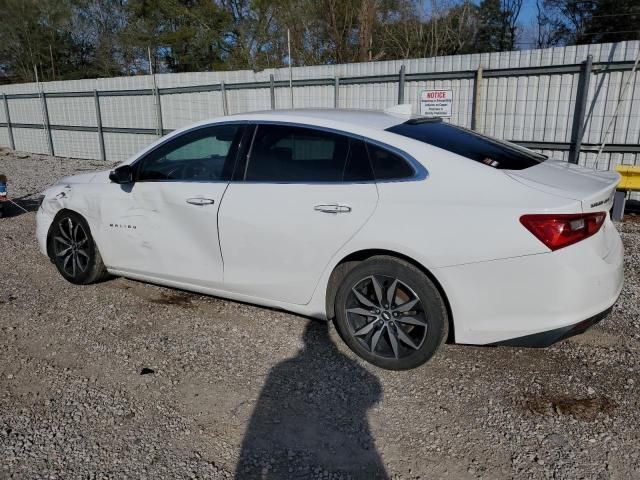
[49,211,109,285]
[334,256,448,370]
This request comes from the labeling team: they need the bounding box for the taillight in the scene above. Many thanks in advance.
[519,212,607,251]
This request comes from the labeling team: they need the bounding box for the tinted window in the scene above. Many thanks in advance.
[137,124,241,182]
[387,120,545,170]
[245,125,372,182]
[344,139,374,182]
[367,143,415,180]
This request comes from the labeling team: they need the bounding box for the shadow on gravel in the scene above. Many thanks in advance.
[0,195,41,219]
[236,321,388,479]
[625,199,640,216]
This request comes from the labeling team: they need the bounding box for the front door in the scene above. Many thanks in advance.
[97,123,244,288]
[218,123,379,305]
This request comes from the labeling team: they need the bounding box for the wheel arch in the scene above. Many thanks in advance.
[46,208,86,259]
[325,248,455,343]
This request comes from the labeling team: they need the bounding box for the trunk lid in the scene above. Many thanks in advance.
[505,160,620,213]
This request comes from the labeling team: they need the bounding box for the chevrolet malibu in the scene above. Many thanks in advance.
[36,109,624,370]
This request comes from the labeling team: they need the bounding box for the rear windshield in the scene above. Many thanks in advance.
[386,119,546,170]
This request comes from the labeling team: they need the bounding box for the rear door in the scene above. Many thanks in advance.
[218,123,378,305]
[98,123,245,288]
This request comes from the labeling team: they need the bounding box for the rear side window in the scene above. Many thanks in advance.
[245,124,372,182]
[344,140,374,182]
[387,120,545,170]
[367,143,415,180]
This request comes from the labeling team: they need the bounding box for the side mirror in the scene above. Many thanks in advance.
[109,165,134,184]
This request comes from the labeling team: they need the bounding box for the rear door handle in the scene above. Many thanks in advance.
[314,204,352,214]
[186,197,215,206]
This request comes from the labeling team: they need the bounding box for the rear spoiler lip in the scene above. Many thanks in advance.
[503,167,620,212]
[504,172,586,202]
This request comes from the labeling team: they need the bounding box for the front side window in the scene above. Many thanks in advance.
[245,124,372,182]
[137,124,242,182]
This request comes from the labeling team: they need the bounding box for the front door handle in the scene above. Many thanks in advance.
[314,204,352,214]
[186,197,215,206]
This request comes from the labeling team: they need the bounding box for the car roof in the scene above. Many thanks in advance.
[231,109,407,131]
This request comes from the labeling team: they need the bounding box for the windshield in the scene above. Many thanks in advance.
[386,119,546,170]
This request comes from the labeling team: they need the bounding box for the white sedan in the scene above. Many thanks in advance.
[36,109,624,370]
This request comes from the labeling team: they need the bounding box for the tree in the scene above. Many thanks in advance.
[534,0,569,48]
[69,0,129,77]
[530,0,639,48]
[3,0,638,84]
[122,0,231,73]
[358,0,377,61]
[476,0,522,52]
[0,0,75,82]
[377,0,478,60]
[577,0,640,44]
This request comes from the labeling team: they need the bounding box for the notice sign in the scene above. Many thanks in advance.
[420,90,453,117]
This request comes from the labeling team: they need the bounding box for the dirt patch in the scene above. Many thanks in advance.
[148,291,195,307]
[524,394,617,421]
[566,328,621,347]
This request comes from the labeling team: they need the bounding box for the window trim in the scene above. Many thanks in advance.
[238,120,427,184]
[132,121,247,184]
[231,124,256,182]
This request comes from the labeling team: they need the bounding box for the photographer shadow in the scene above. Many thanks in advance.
[235,320,388,479]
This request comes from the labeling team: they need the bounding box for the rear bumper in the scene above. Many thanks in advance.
[489,307,612,347]
[435,220,624,345]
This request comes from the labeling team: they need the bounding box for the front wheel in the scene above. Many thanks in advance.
[334,256,448,370]
[49,211,109,285]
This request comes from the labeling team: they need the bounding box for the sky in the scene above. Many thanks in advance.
[518,0,542,47]
[519,0,539,27]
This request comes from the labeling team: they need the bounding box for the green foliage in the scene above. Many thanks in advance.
[377,0,479,58]
[577,0,640,44]
[535,0,639,47]
[0,0,638,83]
[0,0,73,81]
[476,0,522,52]
[123,0,230,72]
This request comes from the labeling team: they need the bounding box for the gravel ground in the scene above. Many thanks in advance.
[1,149,639,479]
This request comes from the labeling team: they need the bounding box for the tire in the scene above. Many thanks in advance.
[49,210,109,285]
[334,256,448,370]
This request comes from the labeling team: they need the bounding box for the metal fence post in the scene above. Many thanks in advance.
[334,77,340,108]
[155,90,163,136]
[149,72,163,137]
[612,191,627,221]
[270,74,275,110]
[398,65,406,104]
[40,92,54,156]
[221,81,229,115]
[94,90,106,161]
[471,66,483,131]
[568,55,593,164]
[2,93,15,150]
